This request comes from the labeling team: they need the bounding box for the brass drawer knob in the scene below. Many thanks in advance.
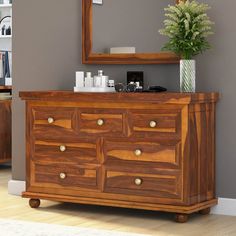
[149,121,157,128]
[59,145,66,152]
[134,149,142,156]
[47,117,54,124]
[97,119,104,126]
[59,172,67,179]
[134,178,143,186]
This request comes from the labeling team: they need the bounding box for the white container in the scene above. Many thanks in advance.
[93,0,103,5]
[84,72,94,87]
[5,77,12,86]
[110,47,136,54]
[94,70,109,88]
[74,87,115,93]
[101,75,109,88]
[94,76,102,87]
[75,71,84,87]
[108,80,115,87]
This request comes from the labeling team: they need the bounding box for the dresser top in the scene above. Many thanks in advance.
[19,91,219,104]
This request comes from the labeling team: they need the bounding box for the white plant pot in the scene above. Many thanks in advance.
[180,59,196,93]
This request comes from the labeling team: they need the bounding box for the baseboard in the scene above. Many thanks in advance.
[8,180,26,196]
[211,198,236,216]
[7,182,236,216]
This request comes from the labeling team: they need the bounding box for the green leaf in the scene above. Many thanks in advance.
[159,0,214,59]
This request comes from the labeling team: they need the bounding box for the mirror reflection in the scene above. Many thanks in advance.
[92,0,174,54]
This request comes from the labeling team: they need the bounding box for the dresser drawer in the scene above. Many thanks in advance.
[79,110,125,136]
[129,111,181,137]
[104,140,181,168]
[33,140,98,164]
[32,162,100,190]
[104,170,182,199]
[31,107,77,137]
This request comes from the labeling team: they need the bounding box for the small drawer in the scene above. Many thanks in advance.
[129,111,181,137]
[33,162,100,190]
[33,140,98,164]
[104,170,181,199]
[79,111,124,136]
[31,106,77,137]
[104,140,181,167]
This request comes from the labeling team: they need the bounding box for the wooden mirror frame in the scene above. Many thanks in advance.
[82,0,180,64]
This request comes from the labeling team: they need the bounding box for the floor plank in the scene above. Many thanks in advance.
[0,166,236,236]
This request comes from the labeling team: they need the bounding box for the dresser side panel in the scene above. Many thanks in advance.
[189,103,216,204]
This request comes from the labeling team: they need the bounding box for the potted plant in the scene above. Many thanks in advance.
[159,0,214,92]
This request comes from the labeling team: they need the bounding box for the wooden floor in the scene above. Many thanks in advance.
[0,165,236,236]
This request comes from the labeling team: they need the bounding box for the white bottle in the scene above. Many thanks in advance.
[98,70,109,88]
[75,71,84,87]
[94,75,102,87]
[98,70,103,77]
[84,72,94,87]
[94,70,103,87]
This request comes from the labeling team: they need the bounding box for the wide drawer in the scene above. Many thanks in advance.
[31,106,77,138]
[78,110,125,136]
[32,140,98,164]
[104,140,181,168]
[129,110,181,137]
[32,162,100,190]
[104,169,182,199]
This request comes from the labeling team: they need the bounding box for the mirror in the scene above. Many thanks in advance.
[82,0,180,64]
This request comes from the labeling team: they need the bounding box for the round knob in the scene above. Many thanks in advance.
[134,178,143,186]
[59,172,66,179]
[47,117,54,124]
[149,121,157,128]
[59,145,66,152]
[97,119,104,126]
[134,149,142,157]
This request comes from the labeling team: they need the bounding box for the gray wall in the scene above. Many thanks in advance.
[93,0,172,53]
[12,0,236,199]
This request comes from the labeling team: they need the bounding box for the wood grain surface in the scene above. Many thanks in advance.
[20,91,219,222]
[0,100,11,163]
[1,167,235,235]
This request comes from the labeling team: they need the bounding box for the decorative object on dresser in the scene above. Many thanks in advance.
[74,70,115,93]
[159,0,214,92]
[127,71,144,89]
[20,91,219,223]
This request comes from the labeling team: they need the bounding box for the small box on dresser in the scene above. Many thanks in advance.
[19,91,219,223]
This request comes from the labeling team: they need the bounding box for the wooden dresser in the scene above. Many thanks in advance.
[20,91,219,223]
[0,86,12,164]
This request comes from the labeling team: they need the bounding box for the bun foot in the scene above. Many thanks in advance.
[29,199,41,208]
[199,207,211,215]
[175,213,189,223]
